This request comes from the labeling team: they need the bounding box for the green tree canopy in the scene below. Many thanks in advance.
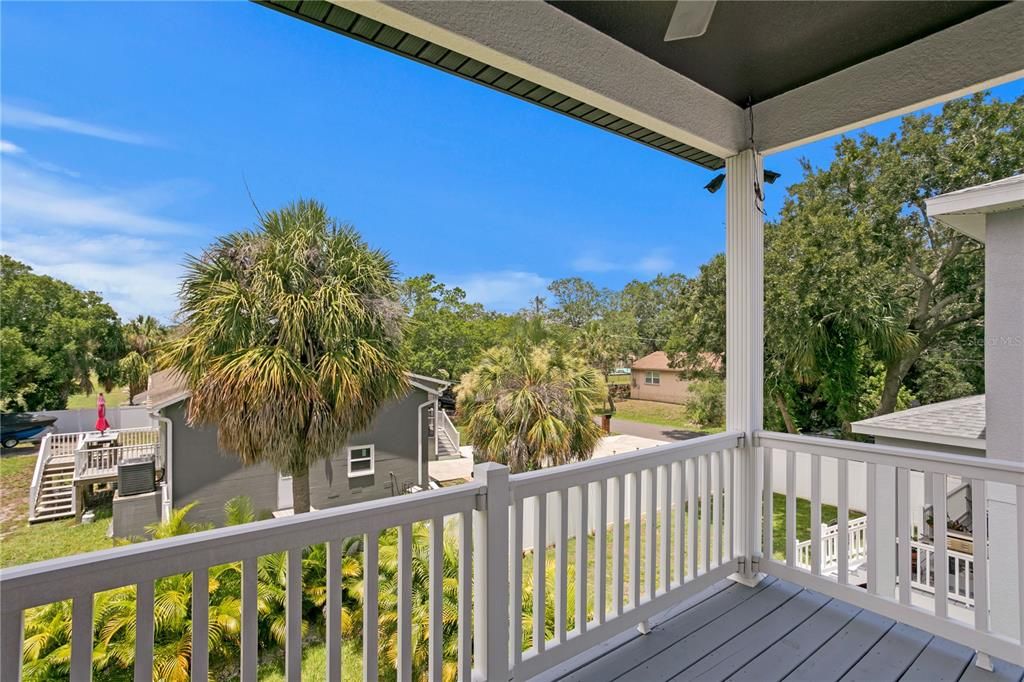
[160,199,408,512]
[119,315,169,404]
[458,341,606,472]
[0,255,124,410]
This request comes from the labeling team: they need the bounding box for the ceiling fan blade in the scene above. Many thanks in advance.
[664,0,717,41]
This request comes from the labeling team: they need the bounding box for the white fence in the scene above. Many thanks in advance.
[3,430,1023,681]
[30,406,153,435]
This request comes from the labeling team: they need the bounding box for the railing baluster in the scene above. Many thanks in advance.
[398,524,413,681]
[786,451,796,567]
[430,516,445,682]
[242,557,258,682]
[811,454,821,575]
[327,541,343,682]
[762,448,773,565]
[595,479,607,625]
[555,489,568,643]
[613,475,625,617]
[702,455,711,575]
[72,592,93,681]
[1,608,23,681]
[673,461,685,586]
[867,462,878,594]
[285,551,301,682]
[533,494,547,652]
[688,458,698,579]
[712,452,722,567]
[458,510,472,681]
[193,567,209,682]
[365,532,380,682]
[576,483,588,634]
[630,471,642,606]
[509,503,523,672]
[645,468,656,601]
[660,464,671,593]
[838,459,849,585]
[726,448,735,561]
[897,468,911,605]
[134,581,154,681]
[932,473,948,618]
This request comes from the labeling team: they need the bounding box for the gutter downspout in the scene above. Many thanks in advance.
[417,398,434,487]
[153,413,173,522]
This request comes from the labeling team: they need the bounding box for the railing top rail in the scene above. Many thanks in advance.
[755,431,1024,485]
[0,479,484,613]
[510,430,743,499]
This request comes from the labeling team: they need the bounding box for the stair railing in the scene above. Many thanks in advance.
[27,435,53,519]
[437,409,461,453]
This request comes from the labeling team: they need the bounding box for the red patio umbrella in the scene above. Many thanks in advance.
[95,393,110,433]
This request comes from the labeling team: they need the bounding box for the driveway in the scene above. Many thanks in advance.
[600,416,708,442]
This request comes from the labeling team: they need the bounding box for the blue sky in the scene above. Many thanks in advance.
[2,2,1022,322]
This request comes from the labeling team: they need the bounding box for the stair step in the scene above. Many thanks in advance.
[40,490,72,498]
[30,511,75,522]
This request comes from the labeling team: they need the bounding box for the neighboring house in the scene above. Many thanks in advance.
[851,394,986,457]
[132,369,455,527]
[629,351,720,404]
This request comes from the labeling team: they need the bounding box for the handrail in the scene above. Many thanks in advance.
[74,442,161,479]
[510,430,743,499]
[27,434,52,519]
[437,408,460,452]
[756,430,1024,485]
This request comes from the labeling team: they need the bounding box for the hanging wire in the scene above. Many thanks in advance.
[747,96,766,216]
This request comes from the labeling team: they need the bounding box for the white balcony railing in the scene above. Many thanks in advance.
[2,429,1023,680]
[72,428,161,480]
[796,516,868,572]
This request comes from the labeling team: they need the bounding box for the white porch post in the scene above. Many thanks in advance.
[725,148,765,580]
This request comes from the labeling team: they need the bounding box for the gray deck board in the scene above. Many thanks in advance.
[839,623,933,682]
[545,579,1020,682]
[562,578,778,682]
[728,598,862,681]
[901,636,975,682]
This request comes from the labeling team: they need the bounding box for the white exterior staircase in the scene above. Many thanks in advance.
[28,433,81,523]
[436,409,461,459]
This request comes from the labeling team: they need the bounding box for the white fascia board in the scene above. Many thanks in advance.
[337,0,746,159]
[925,175,1024,243]
[850,422,986,452]
[754,2,1024,155]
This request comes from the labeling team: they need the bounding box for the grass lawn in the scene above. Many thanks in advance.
[610,399,719,433]
[607,374,631,385]
[66,384,132,409]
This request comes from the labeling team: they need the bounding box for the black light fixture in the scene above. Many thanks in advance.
[703,169,780,194]
[704,173,725,194]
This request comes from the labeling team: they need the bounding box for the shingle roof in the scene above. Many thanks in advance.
[631,351,722,373]
[851,395,985,448]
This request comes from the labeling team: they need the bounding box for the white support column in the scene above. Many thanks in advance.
[725,148,766,583]
[473,462,510,681]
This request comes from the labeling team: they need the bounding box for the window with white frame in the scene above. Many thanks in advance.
[645,371,661,385]
[347,445,375,477]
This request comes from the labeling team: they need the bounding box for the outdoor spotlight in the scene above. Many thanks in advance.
[764,169,781,184]
[704,173,725,194]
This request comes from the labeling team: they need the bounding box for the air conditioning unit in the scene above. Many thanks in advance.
[118,460,155,496]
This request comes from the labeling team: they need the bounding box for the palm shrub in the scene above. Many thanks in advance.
[160,199,408,513]
[459,341,607,473]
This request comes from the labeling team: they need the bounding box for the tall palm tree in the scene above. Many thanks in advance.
[459,341,606,473]
[160,199,408,512]
[120,315,168,404]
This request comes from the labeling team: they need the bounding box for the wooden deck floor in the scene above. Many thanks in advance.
[537,577,1024,682]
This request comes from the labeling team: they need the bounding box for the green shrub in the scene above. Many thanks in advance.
[686,378,725,428]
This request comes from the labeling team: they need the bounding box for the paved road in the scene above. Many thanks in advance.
[596,416,708,442]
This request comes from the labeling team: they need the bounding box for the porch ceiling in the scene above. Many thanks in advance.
[261,1,1024,166]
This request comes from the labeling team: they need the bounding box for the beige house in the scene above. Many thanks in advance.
[629,351,693,404]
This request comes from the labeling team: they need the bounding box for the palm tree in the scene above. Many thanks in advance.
[120,315,168,404]
[160,199,408,512]
[459,341,606,473]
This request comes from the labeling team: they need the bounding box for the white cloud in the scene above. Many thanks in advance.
[2,103,161,146]
[0,139,24,155]
[1,158,194,321]
[572,248,674,276]
[447,270,549,312]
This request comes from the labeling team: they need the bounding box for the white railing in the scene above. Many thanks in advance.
[756,430,1024,666]
[910,539,976,607]
[796,516,867,572]
[28,432,83,519]
[4,429,1023,680]
[438,408,461,452]
[507,431,743,679]
[74,442,160,480]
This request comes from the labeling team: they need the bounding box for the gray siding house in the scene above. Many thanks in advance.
[141,369,448,525]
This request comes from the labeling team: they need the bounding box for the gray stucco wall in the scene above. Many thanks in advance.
[168,389,434,525]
